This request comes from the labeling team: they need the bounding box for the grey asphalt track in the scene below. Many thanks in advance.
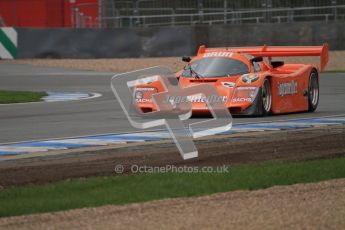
[0,62,344,143]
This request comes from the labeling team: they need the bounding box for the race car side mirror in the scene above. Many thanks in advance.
[250,56,263,63]
[182,56,191,62]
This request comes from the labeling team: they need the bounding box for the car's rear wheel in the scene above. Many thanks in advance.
[258,78,272,116]
[308,69,319,112]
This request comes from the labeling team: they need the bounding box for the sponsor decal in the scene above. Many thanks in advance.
[278,81,298,96]
[241,74,259,83]
[166,95,227,104]
[187,95,227,103]
[232,86,258,103]
[203,52,233,58]
[232,98,252,102]
[136,98,152,103]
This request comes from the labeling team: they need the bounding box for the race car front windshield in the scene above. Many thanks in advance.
[182,57,249,78]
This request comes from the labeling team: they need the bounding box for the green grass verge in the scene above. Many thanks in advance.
[0,90,47,104]
[1,157,345,217]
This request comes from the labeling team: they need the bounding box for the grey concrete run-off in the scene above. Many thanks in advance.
[17,21,345,59]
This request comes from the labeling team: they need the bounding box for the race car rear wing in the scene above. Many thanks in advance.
[198,43,329,71]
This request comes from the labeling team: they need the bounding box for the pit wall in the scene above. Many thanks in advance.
[12,21,345,59]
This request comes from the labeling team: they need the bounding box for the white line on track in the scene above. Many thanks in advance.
[44,139,127,145]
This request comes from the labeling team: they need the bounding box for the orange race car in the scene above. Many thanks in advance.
[133,44,329,116]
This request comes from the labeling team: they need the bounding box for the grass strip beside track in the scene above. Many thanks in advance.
[1,156,345,217]
[0,90,47,104]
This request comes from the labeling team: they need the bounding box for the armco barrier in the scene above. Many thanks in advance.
[15,21,345,58]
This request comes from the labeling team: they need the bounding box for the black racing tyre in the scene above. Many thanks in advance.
[258,78,272,116]
[308,69,319,112]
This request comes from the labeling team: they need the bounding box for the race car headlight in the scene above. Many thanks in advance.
[232,86,259,103]
[133,87,157,101]
[135,91,143,99]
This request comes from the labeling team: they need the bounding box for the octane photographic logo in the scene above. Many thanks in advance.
[111,66,232,160]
